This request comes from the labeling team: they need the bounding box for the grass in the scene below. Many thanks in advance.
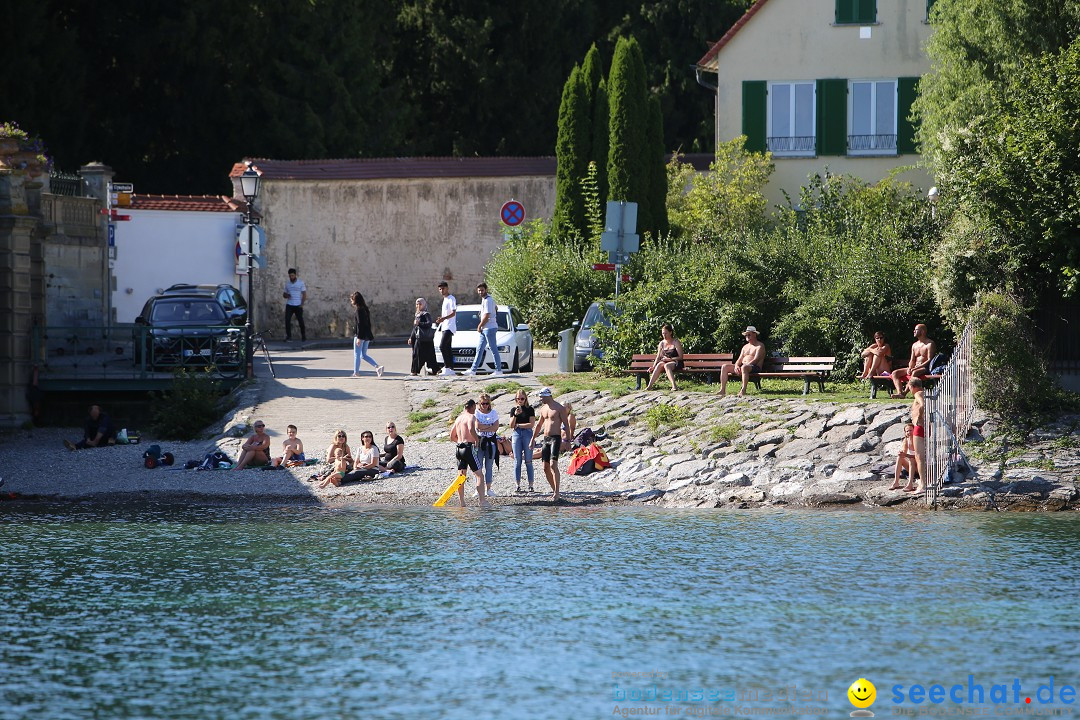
[644,404,691,432]
[405,410,440,435]
[709,421,742,443]
[483,380,527,394]
[597,412,620,425]
[421,398,437,409]
[535,372,907,405]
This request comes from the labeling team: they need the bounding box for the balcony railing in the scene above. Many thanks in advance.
[39,194,101,235]
[848,134,897,152]
[48,170,86,197]
[767,136,816,154]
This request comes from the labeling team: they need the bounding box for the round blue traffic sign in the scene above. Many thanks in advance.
[501,200,525,226]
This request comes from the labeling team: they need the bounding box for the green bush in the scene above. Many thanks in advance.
[151,369,229,440]
[970,292,1063,421]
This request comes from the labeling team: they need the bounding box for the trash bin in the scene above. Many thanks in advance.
[557,328,574,373]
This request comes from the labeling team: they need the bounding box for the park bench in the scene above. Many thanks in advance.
[867,364,941,399]
[742,356,836,395]
[624,353,733,389]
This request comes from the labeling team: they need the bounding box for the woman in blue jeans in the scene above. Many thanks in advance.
[350,291,384,377]
[509,389,536,493]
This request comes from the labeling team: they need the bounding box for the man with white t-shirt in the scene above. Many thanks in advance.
[283,268,307,342]
[463,282,503,376]
[434,281,457,376]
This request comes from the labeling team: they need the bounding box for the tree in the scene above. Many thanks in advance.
[590,79,610,207]
[646,95,669,237]
[606,36,651,232]
[553,66,591,239]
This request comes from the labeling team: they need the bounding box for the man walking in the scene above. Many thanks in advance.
[462,282,503,376]
[283,268,307,342]
[530,387,570,502]
[434,281,457,376]
[449,398,488,506]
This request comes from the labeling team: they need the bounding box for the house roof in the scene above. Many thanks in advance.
[697,0,772,71]
[127,194,238,213]
[228,156,558,181]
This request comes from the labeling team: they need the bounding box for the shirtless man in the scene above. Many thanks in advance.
[530,387,571,502]
[234,420,271,470]
[908,378,928,492]
[891,323,937,399]
[719,326,766,397]
[449,398,487,506]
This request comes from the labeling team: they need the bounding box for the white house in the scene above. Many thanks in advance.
[696,0,935,204]
[111,194,245,322]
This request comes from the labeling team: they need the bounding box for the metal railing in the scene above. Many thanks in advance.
[48,170,86,197]
[848,134,897,152]
[924,319,976,505]
[767,136,816,153]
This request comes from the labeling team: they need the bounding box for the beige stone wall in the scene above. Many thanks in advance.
[255,176,555,339]
[711,0,934,203]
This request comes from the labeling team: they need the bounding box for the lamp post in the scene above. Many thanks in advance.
[239,162,261,378]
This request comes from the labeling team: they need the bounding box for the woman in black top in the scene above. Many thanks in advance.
[408,297,439,375]
[645,323,685,391]
[509,389,536,492]
[351,291,384,377]
[381,421,405,473]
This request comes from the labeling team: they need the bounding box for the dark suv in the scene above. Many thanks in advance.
[162,284,247,326]
[133,293,243,371]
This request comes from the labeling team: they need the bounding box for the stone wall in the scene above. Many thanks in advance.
[254,175,555,339]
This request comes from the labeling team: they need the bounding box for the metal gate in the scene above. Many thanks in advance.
[924,319,976,505]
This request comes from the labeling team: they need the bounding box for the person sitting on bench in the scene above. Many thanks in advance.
[719,326,766,397]
[645,323,685,392]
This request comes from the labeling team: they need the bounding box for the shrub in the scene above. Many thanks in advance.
[644,404,690,432]
[151,369,228,440]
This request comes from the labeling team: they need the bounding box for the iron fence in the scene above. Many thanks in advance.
[48,170,86,197]
[924,319,976,505]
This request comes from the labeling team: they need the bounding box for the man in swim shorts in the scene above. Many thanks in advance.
[908,377,927,493]
[530,387,570,502]
[449,398,487,506]
[891,323,937,399]
[719,326,766,397]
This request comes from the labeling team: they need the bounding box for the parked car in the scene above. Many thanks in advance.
[438,304,534,373]
[133,293,243,370]
[161,283,248,326]
[574,301,616,371]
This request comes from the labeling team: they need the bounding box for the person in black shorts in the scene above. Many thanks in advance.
[449,398,486,506]
[530,387,570,502]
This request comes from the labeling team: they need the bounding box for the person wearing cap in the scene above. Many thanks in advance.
[530,387,570,502]
[645,323,685,392]
[408,297,439,376]
[720,326,766,397]
[234,420,271,470]
[448,398,487,506]
[433,281,458,376]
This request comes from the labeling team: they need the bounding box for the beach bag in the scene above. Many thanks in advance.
[568,443,610,476]
[198,450,232,470]
[928,352,949,375]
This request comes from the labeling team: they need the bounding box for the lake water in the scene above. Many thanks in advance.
[2,505,1078,719]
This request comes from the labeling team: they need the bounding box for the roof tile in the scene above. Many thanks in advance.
[229,156,557,181]
[697,0,772,70]
[128,194,236,213]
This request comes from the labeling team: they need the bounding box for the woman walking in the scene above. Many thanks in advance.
[408,298,439,376]
[350,291,384,377]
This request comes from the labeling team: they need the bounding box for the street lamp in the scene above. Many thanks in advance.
[239,161,261,378]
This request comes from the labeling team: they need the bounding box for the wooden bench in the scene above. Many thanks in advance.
[624,353,733,389]
[743,356,835,395]
[868,365,941,399]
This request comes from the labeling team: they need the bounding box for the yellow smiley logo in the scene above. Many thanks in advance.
[848,678,877,709]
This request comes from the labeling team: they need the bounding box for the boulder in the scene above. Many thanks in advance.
[795,419,827,439]
[655,453,697,469]
[757,444,779,459]
[844,436,876,454]
[830,469,877,483]
[882,423,908,443]
[715,472,751,487]
[826,406,865,427]
[777,459,814,473]
[627,489,663,502]
[867,411,905,436]
[775,438,826,459]
[769,481,806,500]
[749,428,788,450]
[839,453,872,469]
[664,477,696,493]
[667,459,715,481]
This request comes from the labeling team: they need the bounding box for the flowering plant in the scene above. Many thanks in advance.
[0,121,52,169]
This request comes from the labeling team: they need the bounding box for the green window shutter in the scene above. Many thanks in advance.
[858,0,877,23]
[897,76,920,154]
[816,79,847,156]
[835,0,853,23]
[926,0,937,17]
[742,80,767,153]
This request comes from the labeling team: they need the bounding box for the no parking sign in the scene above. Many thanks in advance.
[500,200,525,227]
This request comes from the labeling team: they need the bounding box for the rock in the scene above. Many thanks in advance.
[628,489,663,502]
[824,424,863,444]
[667,459,715,481]
[882,423,907,443]
[775,438,826,459]
[795,419,827,439]
[883,440,904,457]
[865,486,913,506]
[838,453,871,469]
[844,436,875,454]
[726,487,767,504]
[655,453,697,469]
[868,411,905,436]
[664,477,695,492]
[784,411,815,428]
[769,481,805,500]
[777,459,814,473]
[1049,485,1078,501]
[826,406,865,427]
[749,429,788,450]
[830,469,876,483]
[607,417,630,429]
[715,472,751,487]
[819,463,838,477]
[806,491,860,505]
[757,444,779,459]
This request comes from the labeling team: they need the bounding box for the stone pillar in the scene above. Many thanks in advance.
[79,163,115,323]
[0,198,38,427]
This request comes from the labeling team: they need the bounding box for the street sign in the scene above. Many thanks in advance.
[109,182,133,193]
[99,208,130,221]
[592,263,616,271]
[604,201,637,234]
[107,224,115,247]
[500,200,525,226]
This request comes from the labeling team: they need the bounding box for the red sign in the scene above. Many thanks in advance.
[500,200,525,226]
[592,263,616,271]
[98,208,131,221]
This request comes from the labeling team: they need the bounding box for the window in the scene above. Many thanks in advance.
[926,0,937,20]
[835,0,876,24]
[848,80,897,154]
[767,82,816,156]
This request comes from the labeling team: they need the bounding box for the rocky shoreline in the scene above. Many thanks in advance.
[406,383,1080,511]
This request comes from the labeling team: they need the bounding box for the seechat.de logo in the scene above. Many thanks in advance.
[849,678,877,717]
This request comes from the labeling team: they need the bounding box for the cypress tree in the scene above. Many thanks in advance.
[646,95,669,238]
[553,65,590,239]
[591,78,609,211]
[606,36,651,234]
